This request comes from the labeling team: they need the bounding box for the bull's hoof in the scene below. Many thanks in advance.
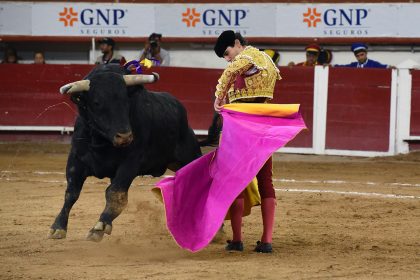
[86,221,112,242]
[86,229,104,242]
[48,228,67,239]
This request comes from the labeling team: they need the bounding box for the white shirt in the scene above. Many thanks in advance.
[139,48,170,66]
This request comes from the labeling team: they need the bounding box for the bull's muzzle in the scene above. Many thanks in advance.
[113,131,133,147]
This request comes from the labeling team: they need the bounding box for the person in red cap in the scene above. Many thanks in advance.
[289,44,320,67]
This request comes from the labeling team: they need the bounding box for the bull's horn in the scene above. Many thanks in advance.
[123,72,159,86]
[59,80,90,95]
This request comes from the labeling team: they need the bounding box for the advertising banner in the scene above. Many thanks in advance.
[156,4,276,37]
[1,2,420,38]
[31,3,155,37]
[276,4,407,38]
[0,3,32,35]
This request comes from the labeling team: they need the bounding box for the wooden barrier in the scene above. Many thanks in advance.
[0,64,417,155]
[327,68,392,151]
[410,70,420,136]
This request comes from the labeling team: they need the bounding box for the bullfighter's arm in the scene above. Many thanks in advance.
[214,57,253,101]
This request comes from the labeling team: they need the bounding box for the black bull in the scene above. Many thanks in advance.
[48,65,202,242]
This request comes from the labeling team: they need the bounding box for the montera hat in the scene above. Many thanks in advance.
[214,30,236,57]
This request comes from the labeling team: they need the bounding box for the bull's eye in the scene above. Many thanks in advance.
[93,100,100,107]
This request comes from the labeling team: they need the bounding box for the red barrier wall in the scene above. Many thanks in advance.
[148,67,315,149]
[274,67,314,148]
[0,64,218,130]
[410,70,420,136]
[0,64,90,126]
[326,68,392,151]
[0,65,313,148]
[0,64,401,153]
[144,67,219,130]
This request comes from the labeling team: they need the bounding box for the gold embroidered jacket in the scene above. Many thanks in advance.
[215,46,281,103]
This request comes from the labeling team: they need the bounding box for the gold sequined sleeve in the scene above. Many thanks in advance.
[215,57,253,100]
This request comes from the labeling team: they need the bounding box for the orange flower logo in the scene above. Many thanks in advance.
[59,7,78,27]
[303,8,321,28]
[182,8,201,27]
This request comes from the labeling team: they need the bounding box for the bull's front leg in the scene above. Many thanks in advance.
[48,153,88,239]
[86,165,137,242]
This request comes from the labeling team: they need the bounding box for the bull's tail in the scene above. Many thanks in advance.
[199,112,222,147]
[172,100,203,168]
[172,127,202,170]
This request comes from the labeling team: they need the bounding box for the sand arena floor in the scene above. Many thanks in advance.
[0,143,419,280]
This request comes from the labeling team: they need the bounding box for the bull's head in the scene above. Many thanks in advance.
[60,72,159,147]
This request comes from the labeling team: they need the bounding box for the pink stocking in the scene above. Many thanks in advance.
[261,198,276,243]
[230,197,244,242]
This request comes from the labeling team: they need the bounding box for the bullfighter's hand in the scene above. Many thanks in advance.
[214,97,226,112]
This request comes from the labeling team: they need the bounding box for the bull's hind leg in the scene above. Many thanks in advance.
[48,154,88,239]
[86,166,136,242]
[172,128,202,169]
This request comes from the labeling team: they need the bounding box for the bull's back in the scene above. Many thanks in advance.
[130,89,188,152]
[131,90,188,132]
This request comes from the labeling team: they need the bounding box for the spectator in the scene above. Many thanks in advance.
[288,44,320,67]
[139,33,170,66]
[261,49,280,66]
[335,43,394,69]
[34,51,46,64]
[95,37,126,65]
[317,48,333,65]
[2,47,18,64]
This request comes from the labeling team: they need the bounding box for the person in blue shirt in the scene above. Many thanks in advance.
[335,43,394,69]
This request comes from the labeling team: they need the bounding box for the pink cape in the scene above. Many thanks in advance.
[155,104,306,252]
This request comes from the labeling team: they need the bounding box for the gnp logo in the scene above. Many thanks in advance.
[182,8,201,27]
[302,7,370,36]
[58,6,127,35]
[181,7,249,36]
[59,7,78,27]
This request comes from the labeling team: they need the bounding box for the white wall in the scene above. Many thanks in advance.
[3,41,420,69]
[101,43,420,69]
[155,49,420,69]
